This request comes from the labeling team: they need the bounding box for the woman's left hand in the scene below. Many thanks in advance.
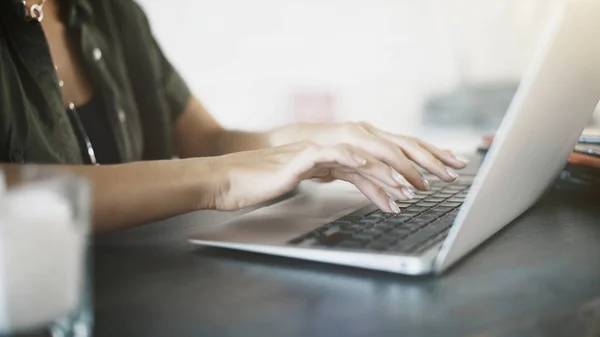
[269,122,469,190]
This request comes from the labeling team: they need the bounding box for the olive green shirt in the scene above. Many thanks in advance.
[0,0,191,164]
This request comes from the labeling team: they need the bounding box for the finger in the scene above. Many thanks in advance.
[290,141,367,179]
[323,164,414,201]
[353,134,429,190]
[397,141,459,182]
[317,145,415,200]
[418,141,469,169]
[369,127,470,170]
[331,170,398,213]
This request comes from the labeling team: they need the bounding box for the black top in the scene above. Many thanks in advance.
[73,96,120,164]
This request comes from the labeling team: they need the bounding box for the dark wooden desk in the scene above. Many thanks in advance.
[94,169,600,337]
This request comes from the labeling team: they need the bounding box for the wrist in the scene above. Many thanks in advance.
[179,157,223,211]
[268,122,341,147]
[267,123,308,147]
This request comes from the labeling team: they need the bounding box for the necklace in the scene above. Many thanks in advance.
[23,0,48,23]
[55,64,99,165]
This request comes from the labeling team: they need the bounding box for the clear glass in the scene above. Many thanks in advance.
[0,167,92,337]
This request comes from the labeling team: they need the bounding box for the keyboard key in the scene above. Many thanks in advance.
[350,204,379,217]
[316,233,353,246]
[407,206,428,213]
[336,216,362,223]
[431,207,454,214]
[337,240,366,249]
[396,203,413,208]
[385,217,411,224]
[397,231,438,251]
[413,232,449,254]
[415,191,434,196]
[435,217,455,226]
[400,211,420,217]
[416,202,437,208]
[353,232,375,241]
[401,222,426,231]
[368,213,388,219]
[420,210,446,217]
[322,227,342,236]
[359,218,380,225]
[419,225,445,235]
[429,222,452,230]
[425,197,446,203]
[440,202,462,208]
[364,228,385,236]
[374,222,394,230]
[389,228,411,238]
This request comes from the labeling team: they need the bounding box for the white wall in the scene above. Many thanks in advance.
[138,0,567,146]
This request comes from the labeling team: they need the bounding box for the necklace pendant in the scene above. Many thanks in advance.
[28,4,44,22]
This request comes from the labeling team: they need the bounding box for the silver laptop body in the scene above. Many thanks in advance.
[190,0,600,275]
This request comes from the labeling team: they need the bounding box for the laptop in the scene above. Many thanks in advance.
[190,0,600,275]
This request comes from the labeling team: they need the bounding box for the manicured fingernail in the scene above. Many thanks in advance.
[421,177,431,190]
[401,186,415,199]
[455,155,470,164]
[386,189,408,201]
[389,199,400,213]
[354,155,368,167]
[391,168,409,186]
[446,167,459,180]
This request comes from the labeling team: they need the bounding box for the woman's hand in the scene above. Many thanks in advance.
[268,122,469,189]
[207,141,434,213]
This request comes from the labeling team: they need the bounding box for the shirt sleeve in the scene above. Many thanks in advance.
[151,37,192,122]
[116,0,192,122]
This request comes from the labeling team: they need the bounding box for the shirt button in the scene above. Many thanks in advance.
[10,149,24,163]
[93,48,102,61]
[118,109,127,123]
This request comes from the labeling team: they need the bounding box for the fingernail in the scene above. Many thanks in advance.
[386,189,405,201]
[354,155,368,167]
[421,176,431,190]
[391,168,409,186]
[384,190,394,199]
[389,199,401,213]
[401,186,415,199]
[455,155,470,164]
[446,167,459,180]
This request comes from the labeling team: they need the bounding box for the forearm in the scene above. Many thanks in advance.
[215,122,323,154]
[1,159,216,233]
[173,96,293,157]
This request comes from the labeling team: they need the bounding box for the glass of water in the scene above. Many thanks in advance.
[0,167,93,337]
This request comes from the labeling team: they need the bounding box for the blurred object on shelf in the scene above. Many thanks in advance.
[477,130,600,193]
[422,82,518,131]
[292,91,335,123]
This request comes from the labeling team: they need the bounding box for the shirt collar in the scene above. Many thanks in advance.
[62,0,95,28]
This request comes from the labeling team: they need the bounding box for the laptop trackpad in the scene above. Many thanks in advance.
[192,182,369,245]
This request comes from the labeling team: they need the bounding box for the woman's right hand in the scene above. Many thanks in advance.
[207,140,430,213]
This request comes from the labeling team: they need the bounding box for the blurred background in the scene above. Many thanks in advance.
[138,0,599,153]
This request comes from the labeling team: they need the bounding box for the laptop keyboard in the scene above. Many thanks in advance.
[288,182,471,255]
